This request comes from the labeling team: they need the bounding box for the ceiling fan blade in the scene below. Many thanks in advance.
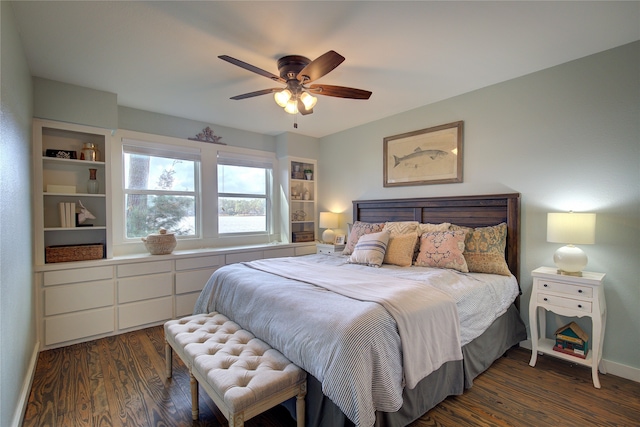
[230,88,281,100]
[309,84,372,99]
[297,51,345,83]
[219,55,285,83]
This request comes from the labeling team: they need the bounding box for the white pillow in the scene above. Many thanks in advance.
[348,230,390,267]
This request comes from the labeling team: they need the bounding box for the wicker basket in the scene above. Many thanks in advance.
[45,243,104,263]
[142,228,177,255]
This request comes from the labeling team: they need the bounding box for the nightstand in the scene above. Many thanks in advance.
[529,266,606,388]
[316,243,345,255]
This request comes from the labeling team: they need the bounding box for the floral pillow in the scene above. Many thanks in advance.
[383,233,418,267]
[414,222,452,259]
[450,222,511,276]
[342,221,386,255]
[348,230,390,267]
[415,230,469,272]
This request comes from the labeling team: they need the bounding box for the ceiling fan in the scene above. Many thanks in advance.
[218,50,372,117]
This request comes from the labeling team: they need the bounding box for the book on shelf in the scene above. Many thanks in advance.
[59,202,76,228]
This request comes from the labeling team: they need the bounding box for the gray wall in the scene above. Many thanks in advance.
[319,42,640,371]
[1,2,36,426]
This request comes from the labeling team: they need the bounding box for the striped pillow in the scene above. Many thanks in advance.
[348,230,390,267]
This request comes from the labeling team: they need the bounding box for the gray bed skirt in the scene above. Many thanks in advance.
[289,304,527,427]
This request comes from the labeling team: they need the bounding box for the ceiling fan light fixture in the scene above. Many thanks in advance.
[284,99,298,114]
[274,89,292,107]
[300,92,317,110]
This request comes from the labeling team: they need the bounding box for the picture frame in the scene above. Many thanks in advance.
[383,121,463,187]
[334,234,346,245]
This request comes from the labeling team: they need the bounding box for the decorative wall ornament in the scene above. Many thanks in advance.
[188,126,226,145]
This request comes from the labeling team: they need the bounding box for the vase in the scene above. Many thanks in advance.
[81,142,97,161]
[87,168,99,194]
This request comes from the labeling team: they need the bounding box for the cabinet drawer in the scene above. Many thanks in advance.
[176,292,200,317]
[45,307,114,346]
[117,260,172,278]
[175,268,217,294]
[176,255,222,271]
[43,265,113,286]
[118,273,172,303]
[264,247,296,258]
[538,293,592,313]
[118,296,172,330]
[536,279,593,298]
[226,251,263,264]
[45,280,114,315]
[295,245,317,256]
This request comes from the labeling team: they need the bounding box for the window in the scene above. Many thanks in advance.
[123,142,200,239]
[217,151,273,234]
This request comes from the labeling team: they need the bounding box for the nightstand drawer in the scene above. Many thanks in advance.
[538,293,592,313]
[536,279,593,298]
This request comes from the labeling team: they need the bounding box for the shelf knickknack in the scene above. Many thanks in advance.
[188,126,226,145]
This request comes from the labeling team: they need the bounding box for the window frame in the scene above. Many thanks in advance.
[122,139,202,241]
[111,130,280,256]
[216,150,274,236]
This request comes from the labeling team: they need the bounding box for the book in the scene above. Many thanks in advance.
[59,202,66,227]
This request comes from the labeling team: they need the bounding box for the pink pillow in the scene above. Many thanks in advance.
[342,221,386,255]
[415,230,469,272]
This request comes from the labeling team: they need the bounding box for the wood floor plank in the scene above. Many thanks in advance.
[24,326,640,427]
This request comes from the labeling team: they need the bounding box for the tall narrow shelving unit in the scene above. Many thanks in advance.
[33,119,112,265]
[282,157,317,244]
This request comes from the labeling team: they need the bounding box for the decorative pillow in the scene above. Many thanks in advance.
[384,221,419,237]
[418,222,451,234]
[414,222,452,259]
[342,221,386,255]
[348,231,390,267]
[383,233,418,267]
[452,222,511,276]
[415,230,469,272]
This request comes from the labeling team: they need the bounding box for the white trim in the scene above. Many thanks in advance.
[11,341,40,427]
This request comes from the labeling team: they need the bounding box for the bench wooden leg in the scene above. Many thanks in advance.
[296,382,307,427]
[190,372,199,420]
[230,413,244,427]
[165,341,172,379]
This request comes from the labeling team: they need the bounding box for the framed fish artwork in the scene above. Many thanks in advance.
[383,121,463,187]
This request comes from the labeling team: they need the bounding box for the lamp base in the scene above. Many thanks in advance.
[553,244,588,275]
[322,229,336,244]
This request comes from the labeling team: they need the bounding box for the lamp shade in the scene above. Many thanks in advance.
[547,212,596,244]
[547,212,596,275]
[319,212,338,229]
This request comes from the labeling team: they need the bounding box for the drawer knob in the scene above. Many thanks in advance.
[578,289,583,293]
[544,298,548,301]
[543,284,548,287]
[578,304,583,308]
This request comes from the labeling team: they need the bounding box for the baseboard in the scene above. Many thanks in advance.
[10,341,40,427]
[519,339,639,383]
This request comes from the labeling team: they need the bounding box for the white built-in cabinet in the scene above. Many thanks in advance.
[282,157,317,243]
[32,120,317,350]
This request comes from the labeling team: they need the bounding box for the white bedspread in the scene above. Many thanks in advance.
[193,253,519,426]
[246,257,462,389]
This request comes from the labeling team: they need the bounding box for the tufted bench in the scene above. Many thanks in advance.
[164,312,307,427]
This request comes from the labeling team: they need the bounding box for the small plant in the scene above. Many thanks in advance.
[303,169,313,174]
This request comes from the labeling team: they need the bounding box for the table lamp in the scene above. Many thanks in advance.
[547,212,596,276]
[319,212,339,244]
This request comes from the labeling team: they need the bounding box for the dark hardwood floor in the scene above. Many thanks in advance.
[23,326,639,427]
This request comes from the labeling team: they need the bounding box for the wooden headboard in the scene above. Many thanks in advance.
[353,193,521,282]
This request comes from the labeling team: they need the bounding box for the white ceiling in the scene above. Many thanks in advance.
[10,1,640,138]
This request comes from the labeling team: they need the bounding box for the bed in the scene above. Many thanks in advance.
[194,193,527,427]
